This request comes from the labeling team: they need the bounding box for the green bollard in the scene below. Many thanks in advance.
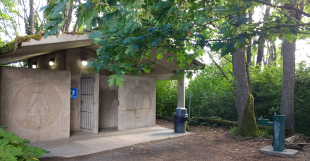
[273,115,285,152]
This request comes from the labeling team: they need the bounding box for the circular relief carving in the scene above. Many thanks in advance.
[11,83,62,130]
[125,86,151,120]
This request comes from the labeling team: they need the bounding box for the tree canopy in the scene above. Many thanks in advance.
[41,0,310,86]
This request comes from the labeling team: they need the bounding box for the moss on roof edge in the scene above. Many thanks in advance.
[0,33,43,55]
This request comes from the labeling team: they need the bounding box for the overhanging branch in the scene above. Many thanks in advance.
[252,0,310,17]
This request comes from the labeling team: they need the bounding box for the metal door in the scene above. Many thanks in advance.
[80,77,94,130]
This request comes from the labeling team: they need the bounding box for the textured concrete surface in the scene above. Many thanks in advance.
[0,67,71,142]
[65,48,99,132]
[30,126,192,158]
[99,75,118,128]
[260,145,299,157]
[28,50,66,70]
[177,74,185,108]
[118,76,156,130]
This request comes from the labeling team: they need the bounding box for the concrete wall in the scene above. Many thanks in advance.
[118,75,156,130]
[65,48,95,131]
[99,76,118,128]
[27,48,105,133]
[0,67,71,142]
[65,48,101,132]
[28,50,66,70]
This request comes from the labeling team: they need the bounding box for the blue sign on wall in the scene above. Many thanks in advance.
[71,88,77,99]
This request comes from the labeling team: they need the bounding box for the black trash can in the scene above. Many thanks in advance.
[173,108,188,133]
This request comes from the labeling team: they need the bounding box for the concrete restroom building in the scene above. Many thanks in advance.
[0,33,204,142]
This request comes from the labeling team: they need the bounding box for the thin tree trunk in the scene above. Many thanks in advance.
[64,7,73,32]
[247,40,252,65]
[256,0,271,66]
[29,0,34,34]
[273,43,277,61]
[247,11,253,65]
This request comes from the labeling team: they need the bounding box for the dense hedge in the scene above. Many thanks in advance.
[156,60,310,136]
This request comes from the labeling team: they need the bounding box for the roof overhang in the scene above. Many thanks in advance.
[0,33,205,74]
[0,34,92,64]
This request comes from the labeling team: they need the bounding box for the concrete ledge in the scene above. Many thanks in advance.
[260,145,299,157]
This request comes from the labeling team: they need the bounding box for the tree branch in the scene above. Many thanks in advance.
[252,0,310,17]
[262,23,310,30]
[205,50,230,82]
[277,9,300,24]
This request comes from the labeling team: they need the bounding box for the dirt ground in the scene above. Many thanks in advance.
[41,119,310,161]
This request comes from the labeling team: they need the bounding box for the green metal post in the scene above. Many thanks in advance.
[273,115,285,151]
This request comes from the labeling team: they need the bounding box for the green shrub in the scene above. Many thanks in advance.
[0,128,49,161]
[186,122,192,131]
[156,80,178,117]
[294,61,310,136]
[156,60,310,136]
[230,126,238,135]
[186,63,237,121]
[260,129,272,138]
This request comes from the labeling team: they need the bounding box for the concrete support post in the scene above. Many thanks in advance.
[173,74,188,133]
[177,75,185,109]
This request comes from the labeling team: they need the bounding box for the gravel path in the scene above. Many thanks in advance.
[40,119,310,161]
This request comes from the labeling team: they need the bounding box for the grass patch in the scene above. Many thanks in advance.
[230,126,238,135]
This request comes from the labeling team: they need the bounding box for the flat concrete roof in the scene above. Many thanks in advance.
[29,126,192,158]
[0,34,93,64]
[0,33,204,75]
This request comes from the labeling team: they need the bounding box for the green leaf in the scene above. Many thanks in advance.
[108,75,124,87]
[89,31,103,40]
[167,56,174,62]
[123,37,132,45]
[86,1,91,10]
[157,53,163,59]
[39,4,49,12]
[49,26,59,35]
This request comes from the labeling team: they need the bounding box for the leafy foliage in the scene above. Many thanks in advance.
[186,58,237,121]
[0,0,19,40]
[250,63,283,120]
[41,0,310,87]
[0,127,49,161]
[157,60,310,136]
[156,80,178,117]
[294,61,310,136]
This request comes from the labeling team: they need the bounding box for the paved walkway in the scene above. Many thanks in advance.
[29,126,191,158]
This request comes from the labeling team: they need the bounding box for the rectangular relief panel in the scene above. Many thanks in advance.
[118,75,156,130]
[0,67,71,142]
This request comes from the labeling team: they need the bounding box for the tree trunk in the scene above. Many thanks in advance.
[233,49,250,130]
[246,11,252,65]
[256,0,271,66]
[256,45,264,66]
[29,0,34,35]
[280,33,297,130]
[64,7,73,32]
[247,39,252,65]
[273,43,277,61]
[280,1,303,130]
